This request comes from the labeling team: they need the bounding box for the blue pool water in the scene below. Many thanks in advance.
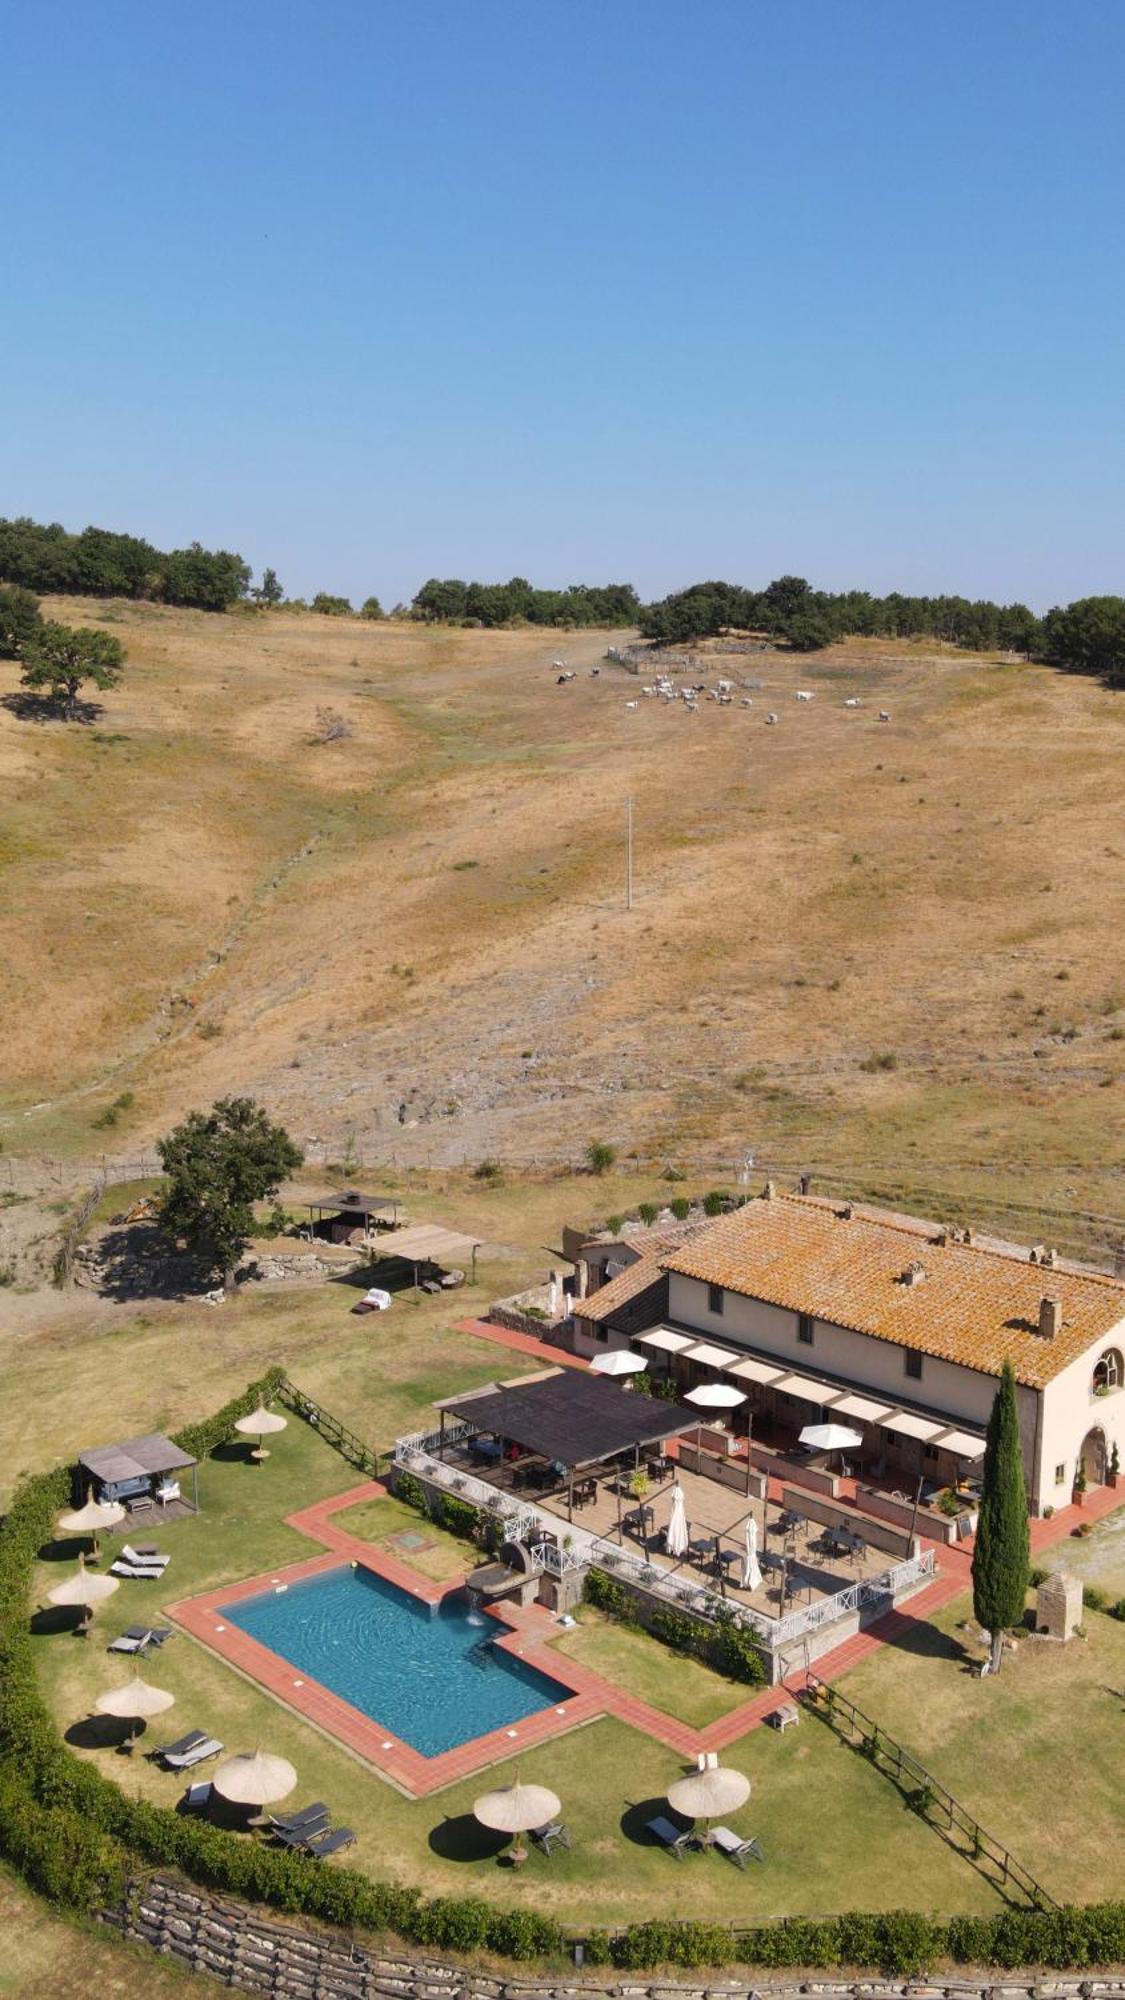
[222,1566,570,1756]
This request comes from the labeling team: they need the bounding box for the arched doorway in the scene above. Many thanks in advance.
[1079,1427,1107,1486]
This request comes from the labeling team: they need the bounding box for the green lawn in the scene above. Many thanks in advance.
[0,1865,195,1999]
[331,1491,473,1581]
[553,1606,752,1729]
[33,1418,1001,1928]
[839,1583,1125,1906]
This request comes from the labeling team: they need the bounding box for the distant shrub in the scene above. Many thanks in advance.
[604,1214,624,1234]
[702,1188,731,1217]
[311,593,353,616]
[859,1051,898,1072]
[637,1201,658,1225]
[472,1158,503,1183]
[669,1196,692,1221]
[585,1139,617,1176]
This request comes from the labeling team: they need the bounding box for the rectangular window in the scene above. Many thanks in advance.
[904,1349,923,1380]
[707,1283,724,1316]
[1055,1462,1066,1485]
[797,1313,815,1345]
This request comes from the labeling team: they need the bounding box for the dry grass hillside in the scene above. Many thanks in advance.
[1,597,1123,1237]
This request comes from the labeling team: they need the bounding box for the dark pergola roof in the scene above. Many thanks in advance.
[77,1433,197,1484]
[306,1190,398,1220]
[440,1369,699,1471]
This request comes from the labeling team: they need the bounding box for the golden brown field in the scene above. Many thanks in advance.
[1,597,1123,1242]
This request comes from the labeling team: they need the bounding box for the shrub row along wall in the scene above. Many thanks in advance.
[2,1376,1125,1973]
[100,1875,1125,1994]
[583,1564,768,1687]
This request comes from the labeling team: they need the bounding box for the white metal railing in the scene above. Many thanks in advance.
[394,1420,474,1460]
[772,1548,936,1647]
[392,1442,935,1656]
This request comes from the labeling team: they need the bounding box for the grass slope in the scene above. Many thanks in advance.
[1,602,1122,1246]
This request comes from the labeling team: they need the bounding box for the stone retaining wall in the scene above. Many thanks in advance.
[99,1875,1125,2000]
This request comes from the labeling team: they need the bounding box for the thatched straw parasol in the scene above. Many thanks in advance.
[95,1672,175,1744]
[667,1764,750,1828]
[212,1749,298,1807]
[233,1405,288,1463]
[58,1492,126,1538]
[48,1553,120,1611]
[473,1778,561,1866]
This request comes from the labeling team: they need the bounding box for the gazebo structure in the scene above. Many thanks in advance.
[435,1369,700,1520]
[305,1190,400,1244]
[76,1433,199,1517]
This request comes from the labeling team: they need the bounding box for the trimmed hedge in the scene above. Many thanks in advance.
[3,1379,1124,1972]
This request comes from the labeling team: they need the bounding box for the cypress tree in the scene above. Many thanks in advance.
[972,1360,1030,1674]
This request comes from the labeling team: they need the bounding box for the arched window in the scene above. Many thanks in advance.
[1092,1348,1122,1394]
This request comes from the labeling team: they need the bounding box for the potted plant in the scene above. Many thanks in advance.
[1108,1441,1120,1489]
[630,1468,650,1500]
[1073,1462,1087,1508]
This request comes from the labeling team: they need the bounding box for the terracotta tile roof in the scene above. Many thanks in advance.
[660,1193,1125,1389]
[577,1252,669,1329]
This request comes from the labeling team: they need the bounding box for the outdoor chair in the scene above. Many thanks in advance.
[178,1780,212,1813]
[646,1815,694,1859]
[530,1819,570,1856]
[110,1560,167,1579]
[709,1826,764,1869]
[163,1736,223,1770]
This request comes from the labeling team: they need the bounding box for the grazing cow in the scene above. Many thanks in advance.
[741,697,753,707]
[843,697,861,708]
[590,666,600,676]
[766,712,778,725]
[879,710,891,722]
[625,700,637,711]
[795,690,813,702]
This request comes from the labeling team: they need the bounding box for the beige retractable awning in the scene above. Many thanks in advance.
[367,1223,481,1266]
[683,1340,741,1369]
[636,1327,695,1354]
[725,1354,784,1384]
[882,1410,944,1441]
[830,1391,893,1423]
[772,1371,830,1400]
[935,1428,986,1458]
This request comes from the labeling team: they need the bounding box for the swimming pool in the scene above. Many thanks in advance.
[222,1565,570,1757]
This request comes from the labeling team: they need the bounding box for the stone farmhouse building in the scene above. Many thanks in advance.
[572,1187,1125,1516]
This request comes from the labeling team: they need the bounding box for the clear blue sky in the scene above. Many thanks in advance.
[3,2,1124,609]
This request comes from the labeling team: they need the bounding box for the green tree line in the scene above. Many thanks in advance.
[0,515,251,612]
[411,576,641,627]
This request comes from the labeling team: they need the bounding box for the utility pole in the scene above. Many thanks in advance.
[626,795,634,911]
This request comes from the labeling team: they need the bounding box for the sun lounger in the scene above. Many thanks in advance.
[121,1544,170,1568]
[178,1780,212,1812]
[150,1729,207,1763]
[272,1801,329,1830]
[108,1626,154,1653]
[646,1815,694,1858]
[530,1820,570,1856]
[273,1819,331,1851]
[709,1826,764,1868]
[163,1736,223,1770]
[304,1826,356,1858]
[110,1560,167,1579]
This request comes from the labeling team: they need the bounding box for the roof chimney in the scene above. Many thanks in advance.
[1039,1296,1062,1340]
[901,1260,928,1287]
[1029,1244,1045,1264]
[841,1202,854,1221]
[798,1174,812,1196]
[1041,1247,1057,1268]
[763,1179,776,1200]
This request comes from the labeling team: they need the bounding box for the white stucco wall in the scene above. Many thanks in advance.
[1038,1321,1125,1507]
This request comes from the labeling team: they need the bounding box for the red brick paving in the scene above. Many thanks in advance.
[454,1316,591,1370]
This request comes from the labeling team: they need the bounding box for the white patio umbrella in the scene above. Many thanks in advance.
[798,1422,862,1454]
[741,1514,762,1593]
[234,1405,288,1462]
[590,1349,647,1378]
[473,1778,561,1865]
[212,1749,298,1807]
[665,1482,689,1558]
[95,1672,175,1744]
[47,1554,120,1610]
[667,1764,751,1828]
[685,1383,747,1411]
